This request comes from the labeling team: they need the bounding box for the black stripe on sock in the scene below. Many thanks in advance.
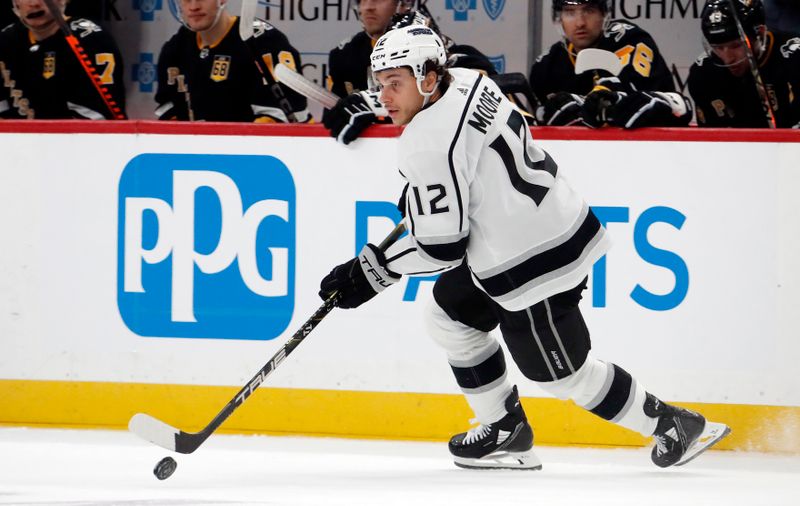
[450,346,506,390]
[590,364,632,421]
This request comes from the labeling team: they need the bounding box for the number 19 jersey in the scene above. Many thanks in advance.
[384,68,610,311]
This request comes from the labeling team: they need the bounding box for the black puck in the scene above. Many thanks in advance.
[153,456,177,480]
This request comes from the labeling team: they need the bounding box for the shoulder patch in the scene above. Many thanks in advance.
[69,18,101,37]
[604,21,635,43]
[252,18,276,38]
[781,37,800,58]
[337,33,357,50]
[695,53,710,66]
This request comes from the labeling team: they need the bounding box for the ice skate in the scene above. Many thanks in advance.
[645,393,731,468]
[449,386,542,470]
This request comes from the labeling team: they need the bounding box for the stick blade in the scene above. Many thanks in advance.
[128,413,179,452]
[574,48,623,76]
[239,0,258,40]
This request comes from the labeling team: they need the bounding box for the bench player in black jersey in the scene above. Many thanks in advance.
[0,0,126,119]
[529,0,691,128]
[154,0,309,123]
[324,1,500,144]
[688,0,800,128]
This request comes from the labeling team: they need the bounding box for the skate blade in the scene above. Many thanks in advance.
[453,450,542,470]
[675,422,731,467]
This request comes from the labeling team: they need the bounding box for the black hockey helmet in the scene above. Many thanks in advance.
[551,0,609,22]
[701,0,765,45]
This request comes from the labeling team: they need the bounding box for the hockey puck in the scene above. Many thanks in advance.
[153,456,177,480]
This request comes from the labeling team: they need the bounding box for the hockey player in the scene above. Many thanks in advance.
[318,25,731,470]
[0,0,126,119]
[327,0,412,100]
[155,0,309,122]
[324,3,499,144]
[530,0,690,128]
[688,0,800,128]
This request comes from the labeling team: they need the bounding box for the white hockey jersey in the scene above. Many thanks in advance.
[383,68,610,311]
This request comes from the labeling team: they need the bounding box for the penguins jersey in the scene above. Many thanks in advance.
[688,31,800,128]
[384,68,611,311]
[155,17,309,122]
[328,29,497,98]
[529,20,675,102]
[327,30,374,98]
[0,18,126,119]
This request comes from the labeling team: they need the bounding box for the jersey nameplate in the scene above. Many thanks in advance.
[468,84,502,134]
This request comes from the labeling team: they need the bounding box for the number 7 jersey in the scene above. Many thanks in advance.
[384,68,611,311]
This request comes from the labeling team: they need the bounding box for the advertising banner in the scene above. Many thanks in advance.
[1,125,799,410]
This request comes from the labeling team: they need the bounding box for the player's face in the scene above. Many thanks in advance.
[376,67,425,126]
[358,0,400,38]
[559,4,605,51]
[710,40,750,77]
[180,0,224,32]
[12,0,64,32]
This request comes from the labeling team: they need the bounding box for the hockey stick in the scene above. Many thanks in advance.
[41,0,126,119]
[273,62,390,117]
[129,222,407,454]
[725,0,776,128]
[239,0,298,122]
[274,62,339,109]
[574,48,623,77]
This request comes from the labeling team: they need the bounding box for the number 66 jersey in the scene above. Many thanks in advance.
[384,67,610,311]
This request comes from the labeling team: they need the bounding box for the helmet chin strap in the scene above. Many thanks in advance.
[417,77,439,107]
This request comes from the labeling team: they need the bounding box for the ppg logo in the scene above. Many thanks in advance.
[117,154,295,340]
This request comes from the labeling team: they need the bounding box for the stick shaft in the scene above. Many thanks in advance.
[130,222,407,454]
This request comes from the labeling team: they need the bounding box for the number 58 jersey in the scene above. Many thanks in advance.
[384,68,611,311]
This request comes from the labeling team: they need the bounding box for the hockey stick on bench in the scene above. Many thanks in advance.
[129,222,407,454]
[41,0,126,119]
[239,0,298,122]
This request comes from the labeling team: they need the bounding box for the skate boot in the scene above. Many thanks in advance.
[644,393,731,468]
[448,386,541,470]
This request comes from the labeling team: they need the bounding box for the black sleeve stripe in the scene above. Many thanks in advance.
[385,247,418,263]
[418,236,468,263]
[447,73,484,234]
[407,267,448,276]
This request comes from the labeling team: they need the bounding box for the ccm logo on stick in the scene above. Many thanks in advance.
[117,154,296,340]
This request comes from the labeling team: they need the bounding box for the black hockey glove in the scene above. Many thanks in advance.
[606,91,692,129]
[535,92,585,126]
[582,77,632,128]
[322,91,381,145]
[319,243,401,309]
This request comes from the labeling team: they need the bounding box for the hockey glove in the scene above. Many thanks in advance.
[322,90,382,145]
[581,77,633,128]
[582,88,624,128]
[319,243,401,309]
[606,91,692,129]
[535,92,585,126]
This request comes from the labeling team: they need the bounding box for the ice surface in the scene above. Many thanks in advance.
[0,427,797,505]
